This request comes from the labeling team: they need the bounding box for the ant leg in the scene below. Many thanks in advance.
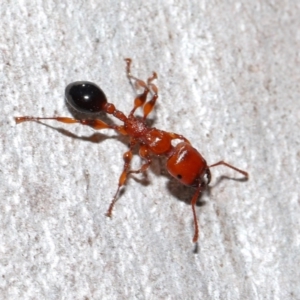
[125,58,150,115]
[128,144,152,174]
[15,116,126,134]
[209,161,249,178]
[106,139,136,217]
[143,72,158,119]
[130,87,150,116]
[190,183,204,243]
[124,58,158,119]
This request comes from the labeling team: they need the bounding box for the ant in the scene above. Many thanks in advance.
[15,58,248,243]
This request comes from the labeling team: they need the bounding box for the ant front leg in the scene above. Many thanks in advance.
[106,139,137,217]
[190,183,205,243]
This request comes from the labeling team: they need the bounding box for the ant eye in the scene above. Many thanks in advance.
[65,81,107,113]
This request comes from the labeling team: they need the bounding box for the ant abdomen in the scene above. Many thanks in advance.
[65,81,107,113]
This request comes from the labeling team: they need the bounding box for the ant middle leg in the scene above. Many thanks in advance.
[106,144,152,217]
[128,144,152,175]
[106,139,137,217]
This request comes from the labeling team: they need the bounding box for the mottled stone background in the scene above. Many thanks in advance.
[0,1,299,299]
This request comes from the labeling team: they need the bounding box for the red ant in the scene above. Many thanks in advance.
[15,58,248,243]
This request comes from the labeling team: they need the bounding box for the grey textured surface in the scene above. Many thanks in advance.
[1,1,300,299]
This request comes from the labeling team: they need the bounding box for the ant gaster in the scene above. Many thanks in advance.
[15,59,248,243]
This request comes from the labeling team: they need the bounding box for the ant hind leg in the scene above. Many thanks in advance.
[125,58,150,116]
[124,58,158,119]
[15,116,121,131]
[143,72,158,119]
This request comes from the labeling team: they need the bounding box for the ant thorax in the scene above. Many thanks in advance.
[124,116,147,138]
[124,116,173,155]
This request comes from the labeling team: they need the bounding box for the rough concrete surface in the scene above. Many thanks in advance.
[0,1,299,299]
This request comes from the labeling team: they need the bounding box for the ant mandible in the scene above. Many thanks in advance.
[15,58,248,243]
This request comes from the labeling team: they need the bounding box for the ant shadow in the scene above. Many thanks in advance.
[34,120,119,144]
